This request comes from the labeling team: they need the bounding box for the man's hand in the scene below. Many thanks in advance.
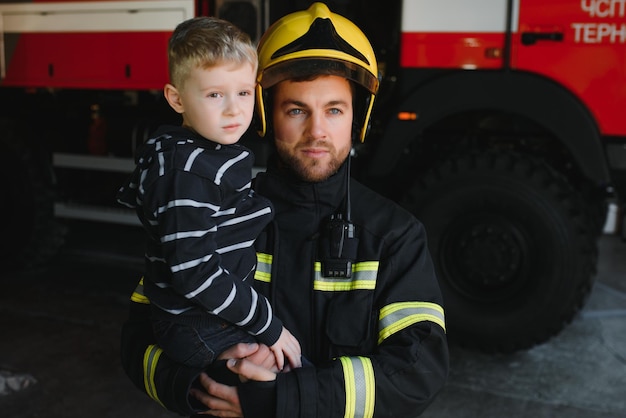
[192,359,277,417]
[218,342,280,374]
[217,343,260,362]
[193,372,241,417]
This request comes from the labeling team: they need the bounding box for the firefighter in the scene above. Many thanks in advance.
[120,3,449,417]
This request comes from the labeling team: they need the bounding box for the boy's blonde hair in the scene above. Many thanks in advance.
[168,16,258,88]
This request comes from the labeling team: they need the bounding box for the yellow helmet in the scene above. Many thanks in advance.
[256,2,379,142]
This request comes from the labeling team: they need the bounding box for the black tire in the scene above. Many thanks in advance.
[0,119,66,273]
[579,179,608,237]
[400,151,597,352]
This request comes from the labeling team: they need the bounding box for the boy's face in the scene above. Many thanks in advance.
[271,75,354,182]
[172,62,256,144]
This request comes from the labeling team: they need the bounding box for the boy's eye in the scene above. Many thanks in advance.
[207,92,221,98]
[239,90,252,96]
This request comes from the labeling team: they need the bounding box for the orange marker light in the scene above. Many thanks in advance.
[397,111,417,121]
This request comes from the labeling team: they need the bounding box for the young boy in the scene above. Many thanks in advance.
[117,16,301,371]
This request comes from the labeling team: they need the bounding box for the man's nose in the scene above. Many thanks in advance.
[307,112,328,139]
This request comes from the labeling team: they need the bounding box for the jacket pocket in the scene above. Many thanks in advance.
[325,290,376,349]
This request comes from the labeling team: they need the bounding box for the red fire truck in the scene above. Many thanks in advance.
[2,0,624,352]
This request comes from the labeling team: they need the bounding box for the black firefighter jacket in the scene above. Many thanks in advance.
[120,157,449,418]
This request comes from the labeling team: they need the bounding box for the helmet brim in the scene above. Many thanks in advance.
[260,57,378,94]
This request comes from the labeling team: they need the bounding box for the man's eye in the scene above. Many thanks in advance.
[329,108,342,115]
[288,108,304,116]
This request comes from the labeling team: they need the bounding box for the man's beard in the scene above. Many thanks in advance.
[277,144,348,182]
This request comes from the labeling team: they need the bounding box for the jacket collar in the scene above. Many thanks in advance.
[255,154,348,223]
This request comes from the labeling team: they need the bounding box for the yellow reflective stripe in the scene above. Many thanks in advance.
[130,277,150,304]
[254,252,272,283]
[143,344,165,408]
[339,356,375,418]
[378,302,446,344]
[314,261,379,291]
[354,261,379,271]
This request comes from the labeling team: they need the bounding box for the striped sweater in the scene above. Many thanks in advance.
[117,125,281,347]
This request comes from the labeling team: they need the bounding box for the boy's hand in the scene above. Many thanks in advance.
[270,326,302,371]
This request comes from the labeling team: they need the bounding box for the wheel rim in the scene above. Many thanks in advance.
[439,211,531,303]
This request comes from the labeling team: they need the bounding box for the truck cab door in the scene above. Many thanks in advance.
[512,0,626,136]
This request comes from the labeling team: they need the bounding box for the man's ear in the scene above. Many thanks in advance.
[164,83,184,114]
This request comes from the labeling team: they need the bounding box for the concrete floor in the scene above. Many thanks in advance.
[1,221,625,418]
